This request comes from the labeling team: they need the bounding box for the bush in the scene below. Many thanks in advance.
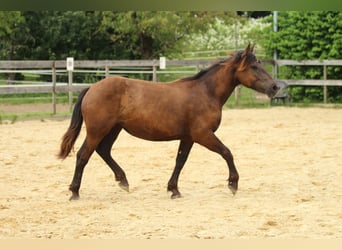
[261,11,342,103]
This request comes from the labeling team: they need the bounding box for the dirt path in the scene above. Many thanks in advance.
[0,108,341,238]
[0,103,70,115]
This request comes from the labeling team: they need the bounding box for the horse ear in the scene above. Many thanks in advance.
[238,56,247,71]
[251,44,255,53]
[242,43,251,58]
[238,43,251,71]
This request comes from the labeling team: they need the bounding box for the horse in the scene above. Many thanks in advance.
[58,44,279,200]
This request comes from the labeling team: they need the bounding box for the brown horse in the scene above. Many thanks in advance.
[58,44,279,200]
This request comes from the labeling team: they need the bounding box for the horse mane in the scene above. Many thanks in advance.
[179,58,228,82]
[178,50,257,82]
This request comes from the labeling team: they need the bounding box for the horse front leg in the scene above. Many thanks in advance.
[167,139,194,199]
[196,131,239,195]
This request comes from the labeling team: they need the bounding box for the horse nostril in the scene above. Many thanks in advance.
[272,84,279,91]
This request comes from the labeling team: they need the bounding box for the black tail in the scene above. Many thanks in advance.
[58,88,89,159]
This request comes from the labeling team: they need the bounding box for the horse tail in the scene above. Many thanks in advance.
[58,87,89,159]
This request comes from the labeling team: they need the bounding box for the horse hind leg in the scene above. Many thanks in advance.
[95,126,129,192]
[69,138,97,200]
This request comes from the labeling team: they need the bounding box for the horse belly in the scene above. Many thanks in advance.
[121,110,186,141]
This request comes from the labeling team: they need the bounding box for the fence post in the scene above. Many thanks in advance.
[323,64,327,104]
[105,65,109,78]
[52,61,57,114]
[68,70,73,112]
[273,60,278,79]
[66,57,74,112]
[234,86,240,106]
[152,65,157,82]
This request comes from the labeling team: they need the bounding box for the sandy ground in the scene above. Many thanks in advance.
[0,103,70,115]
[0,108,341,239]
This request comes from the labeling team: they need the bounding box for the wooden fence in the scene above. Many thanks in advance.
[0,59,342,113]
[0,59,209,113]
[275,60,342,104]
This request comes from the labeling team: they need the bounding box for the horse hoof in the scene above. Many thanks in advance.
[228,186,237,195]
[228,182,238,195]
[228,185,237,195]
[171,193,182,199]
[69,194,80,201]
[119,183,129,192]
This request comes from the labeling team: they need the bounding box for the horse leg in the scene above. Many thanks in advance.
[95,126,129,192]
[196,131,239,195]
[69,137,97,200]
[167,139,194,199]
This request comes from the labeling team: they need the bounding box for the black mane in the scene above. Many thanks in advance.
[180,50,257,82]
[180,58,229,81]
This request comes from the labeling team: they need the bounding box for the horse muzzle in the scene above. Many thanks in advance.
[266,82,280,98]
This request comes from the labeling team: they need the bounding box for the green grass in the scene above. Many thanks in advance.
[0,93,71,105]
[225,87,271,109]
[0,92,74,123]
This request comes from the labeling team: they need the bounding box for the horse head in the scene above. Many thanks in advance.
[233,44,279,98]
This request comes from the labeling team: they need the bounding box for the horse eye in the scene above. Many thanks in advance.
[251,65,258,70]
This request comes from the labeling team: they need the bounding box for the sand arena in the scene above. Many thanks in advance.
[0,108,341,238]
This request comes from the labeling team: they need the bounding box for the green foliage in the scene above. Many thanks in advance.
[261,11,342,103]
[0,92,69,104]
[100,11,236,59]
[21,11,114,60]
[0,11,29,60]
[263,12,342,61]
[0,11,105,60]
[0,11,237,61]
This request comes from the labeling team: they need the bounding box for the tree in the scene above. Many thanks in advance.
[100,11,236,59]
[1,11,237,61]
[261,11,342,102]
[22,11,115,60]
[0,11,32,60]
[184,15,270,57]
[0,11,34,82]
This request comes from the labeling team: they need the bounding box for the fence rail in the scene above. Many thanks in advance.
[1,59,342,113]
[274,59,342,103]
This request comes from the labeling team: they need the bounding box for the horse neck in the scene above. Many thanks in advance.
[204,66,238,106]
